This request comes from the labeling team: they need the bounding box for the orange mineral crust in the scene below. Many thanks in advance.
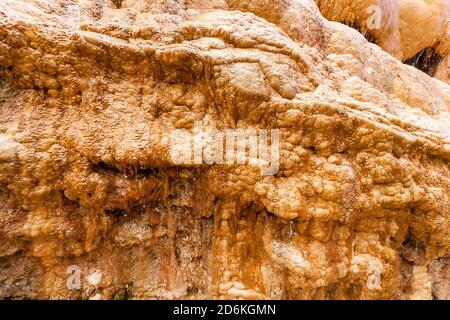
[0,0,448,299]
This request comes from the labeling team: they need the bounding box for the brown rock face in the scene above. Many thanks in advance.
[315,0,449,81]
[0,0,449,300]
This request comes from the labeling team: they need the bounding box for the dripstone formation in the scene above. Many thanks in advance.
[0,0,449,299]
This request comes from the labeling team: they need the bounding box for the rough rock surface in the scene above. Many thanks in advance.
[0,0,449,299]
[316,0,449,82]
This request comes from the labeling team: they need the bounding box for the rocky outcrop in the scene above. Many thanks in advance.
[0,0,449,299]
[315,0,402,58]
[316,0,449,82]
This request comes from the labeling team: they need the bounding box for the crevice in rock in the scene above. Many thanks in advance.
[105,208,127,216]
[111,0,123,9]
[92,161,122,174]
[61,192,80,208]
[404,47,443,77]
[399,231,427,265]
[91,161,161,178]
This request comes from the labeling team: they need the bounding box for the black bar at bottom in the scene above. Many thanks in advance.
[0,299,446,319]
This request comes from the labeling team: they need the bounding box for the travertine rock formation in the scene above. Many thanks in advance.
[316,0,449,81]
[315,0,402,58]
[0,0,449,300]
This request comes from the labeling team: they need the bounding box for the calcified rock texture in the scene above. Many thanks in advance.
[315,0,402,58]
[0,0,449,300]
[316,0,449,81]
